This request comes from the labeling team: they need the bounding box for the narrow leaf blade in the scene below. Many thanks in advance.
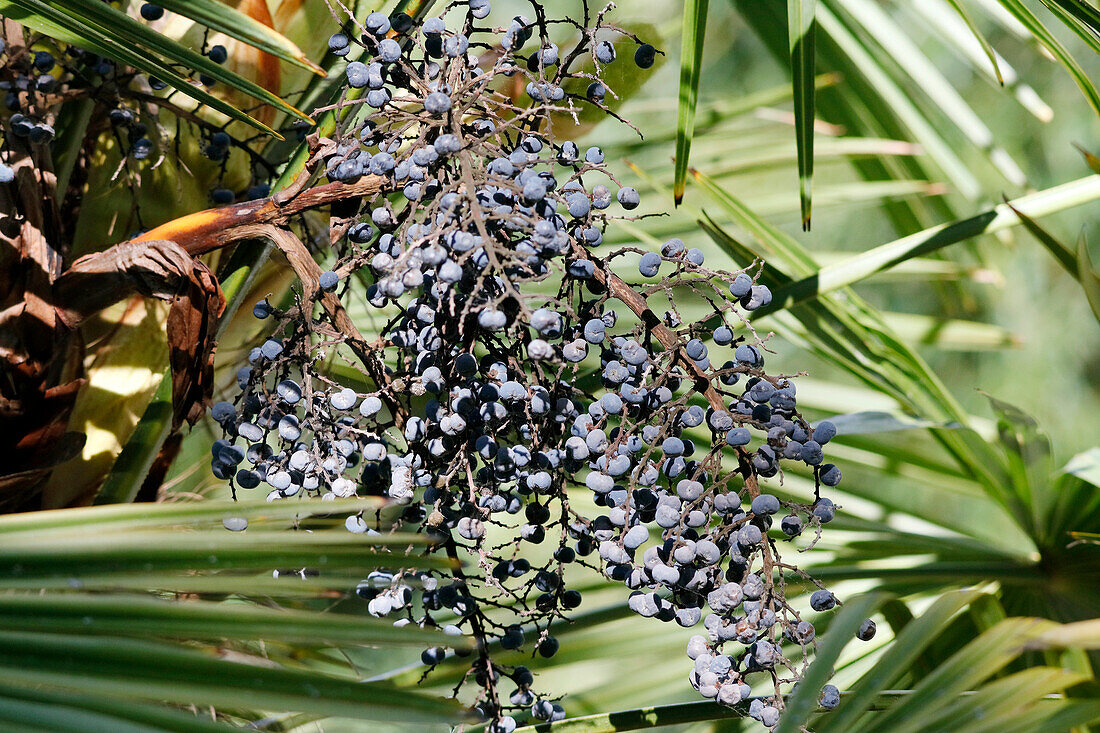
[758,176,1100,315]
[944,0,1004,83]
[818,590,983,732]
[1076,230,1100,324]
[1037,0,1100,55]
[0,0,280,136]
[674,0,709,205]
[774,593,888,732]
[788,0,817,229]
[44,0,312,123]
[154,0,324,75]
[996,0,1100,117]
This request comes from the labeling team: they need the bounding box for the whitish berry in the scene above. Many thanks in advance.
[781,514,803,536]
[820,684,841,709]
[424,92,452,114]
[662,238,685,257]
[330,387,357,410]
[639,252,661,277]
[346,62,369,88]
[377,38,402,63]
[801,440,824,465]
[365,11,391,36]
[810,590,836,611]
[725,428,750,446]
[751,494,780,516]
[617,187,639,209]
[470,0,491,19]
[742,284,772,310]
[814,420,838,444]
[812,498,835,523]
[539,44,559,66]
[328,32,350,55]
[730,273,753,297]
[319,270,339,292]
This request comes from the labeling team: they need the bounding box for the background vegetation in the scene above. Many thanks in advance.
[2,0,1100,730]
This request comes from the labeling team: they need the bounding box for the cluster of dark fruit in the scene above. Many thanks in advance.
[0,5,274,204]
[0,37,59,182]
[209,3,868,730]
[134,4,271,201]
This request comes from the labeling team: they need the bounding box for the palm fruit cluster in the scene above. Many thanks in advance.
[208,2,868,729]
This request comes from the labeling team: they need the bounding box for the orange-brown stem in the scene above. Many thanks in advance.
[132,175,383,255]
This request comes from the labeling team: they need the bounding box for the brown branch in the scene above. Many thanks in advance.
[73,167,739,434]
[54,239,225,427]
[245,224,407,431]
[0,171,383,449]
[574,243,726,413]
[248,224,395,408]
[130,175,384,255]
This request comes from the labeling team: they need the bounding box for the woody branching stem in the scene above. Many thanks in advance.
[2,2,854,728]
[199,4,848,729]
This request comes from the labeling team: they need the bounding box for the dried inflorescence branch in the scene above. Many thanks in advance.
[199,2,867,730]
[0,9,309,507]
[54,238,226,426]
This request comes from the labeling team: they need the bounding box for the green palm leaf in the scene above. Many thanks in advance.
[943,0,1004,83]
[757,175,1100,316]
[0,0,276,135]
[0,501,459,727]
[774,593,888,732]
[673,0,709,205]
[507,593,1100,733]
[994,0,1100,116]
[1036,0,1100,55]
[788,0,818,229]
[1008,201,1100,325]
[148,0,324,75]
[0,0,313,135]
[39,0,313,121]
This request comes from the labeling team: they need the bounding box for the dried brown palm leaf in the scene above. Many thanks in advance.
[54,239,226,428]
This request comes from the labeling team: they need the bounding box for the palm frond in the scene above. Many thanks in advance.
[755,175,1100,315]
[992,0,1100,116]
[0,501,460,727]
[503,592,1100,733]
[0,0,314,134]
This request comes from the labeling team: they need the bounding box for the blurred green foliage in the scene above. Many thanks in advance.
[7,0,1100,730]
